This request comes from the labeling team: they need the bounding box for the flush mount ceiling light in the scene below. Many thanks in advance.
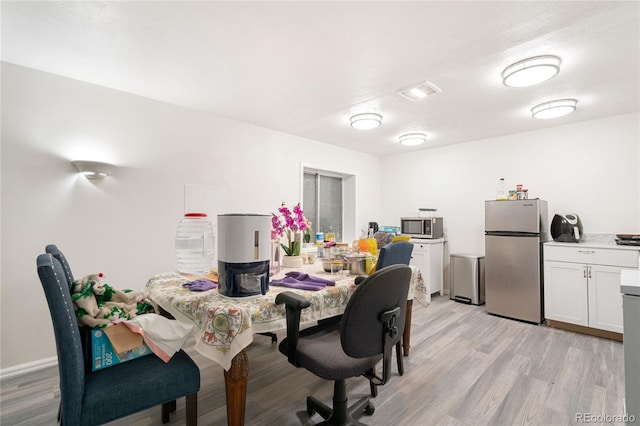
[398,81,441,101]
[531,98,578,119]
[350,113,382,130]
[72,160,115,179]
[502,55,561,87]
[399,133,427,146]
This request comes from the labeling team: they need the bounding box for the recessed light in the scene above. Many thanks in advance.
[531,99,578,119]
[350,113,382,130]
[502,55,561,87]
[399,133,427,146]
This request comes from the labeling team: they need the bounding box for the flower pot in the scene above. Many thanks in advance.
[282,255,304,268]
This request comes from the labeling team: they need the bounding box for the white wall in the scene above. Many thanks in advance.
[380,112,640,290]
[2,62,639,372]
[0,63,382,369]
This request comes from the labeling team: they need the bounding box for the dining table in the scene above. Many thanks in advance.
[146,260,428,426]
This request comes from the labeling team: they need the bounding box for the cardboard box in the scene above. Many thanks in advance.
[90,323,152,371]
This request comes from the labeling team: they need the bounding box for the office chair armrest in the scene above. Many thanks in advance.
[275,291,311,366]
[354,275,367,285]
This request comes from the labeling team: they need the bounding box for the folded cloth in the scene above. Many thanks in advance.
[182,279,217,291]
[271,272,336,291]
[284,271,335,286]
[270,277,328,291]
[123,313,193,362]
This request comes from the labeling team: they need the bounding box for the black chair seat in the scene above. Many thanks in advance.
[281,331,382,381]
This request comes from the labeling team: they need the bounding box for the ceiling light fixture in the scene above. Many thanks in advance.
[502,55,561,87]
[350,113,382,130]
[399,133,427,146]
[398,81,441,101]
[531,99,578,119]
[72,160,115,179]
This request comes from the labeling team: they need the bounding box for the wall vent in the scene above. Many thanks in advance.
[398,81,442,101]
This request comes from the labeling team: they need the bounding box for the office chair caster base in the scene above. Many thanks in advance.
[306,395,374,425]
[363,402,375,415]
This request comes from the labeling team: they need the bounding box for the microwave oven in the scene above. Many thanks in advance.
[400,217,444,239]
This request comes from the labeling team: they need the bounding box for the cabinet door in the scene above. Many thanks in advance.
[410,247,430,294]
[588,264,626,333]
[544,261,588,326]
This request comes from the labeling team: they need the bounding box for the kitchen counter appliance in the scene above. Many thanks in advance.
[484,199,548,323]
[217,214,271,297]
[400,216,443,239]
[551,213,583,243]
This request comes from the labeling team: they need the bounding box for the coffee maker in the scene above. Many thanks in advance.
[217,214,271,297]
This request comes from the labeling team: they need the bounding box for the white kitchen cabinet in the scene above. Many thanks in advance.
[409,238,444,296]
[544,243,639,334]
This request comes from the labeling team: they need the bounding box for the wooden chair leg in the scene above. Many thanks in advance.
[396,340,404,376]
[186,393,198,426]
[161,402,171,423]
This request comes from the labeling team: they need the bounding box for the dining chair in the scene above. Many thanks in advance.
[37,251,200,426]
[275,264,411,425]
[355,240,414,397]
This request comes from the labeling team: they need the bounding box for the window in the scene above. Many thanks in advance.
[303,172,342,243]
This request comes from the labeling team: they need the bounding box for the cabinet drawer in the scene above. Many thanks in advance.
[544,245,638,268]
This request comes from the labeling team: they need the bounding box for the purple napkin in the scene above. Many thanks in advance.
[284,272,335,286]
[271,272,336,291]
[182,279,218,291]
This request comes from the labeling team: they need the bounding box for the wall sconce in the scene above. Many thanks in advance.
[531,99,578,119]
[502,55,561,87]
[72,160,115,179]
[350,113,383,130]
[399,133,427,146]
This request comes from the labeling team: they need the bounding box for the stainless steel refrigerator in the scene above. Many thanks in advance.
[484,199,548,323]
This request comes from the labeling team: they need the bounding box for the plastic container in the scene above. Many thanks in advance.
[175,213,216,275]
[357,230,369,253]
[367,228,378,256]
[496,178,509,200]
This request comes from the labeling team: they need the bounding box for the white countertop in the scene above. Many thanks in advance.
[409,238,445,244]
[544,233,640,252]
[621,269,640,296]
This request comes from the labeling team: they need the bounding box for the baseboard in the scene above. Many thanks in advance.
[547,320,623,342]
[0,356,58,381]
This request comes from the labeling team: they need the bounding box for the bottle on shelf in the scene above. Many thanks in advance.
[367,228,378,256]
[357,229,369,253]
[325,226,336,242]
[496,177,509,200]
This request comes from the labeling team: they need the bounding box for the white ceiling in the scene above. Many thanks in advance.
[2,1,639,157]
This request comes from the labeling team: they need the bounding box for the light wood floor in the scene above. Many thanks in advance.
[1,295,626,425]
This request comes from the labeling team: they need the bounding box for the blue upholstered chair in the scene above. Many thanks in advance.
[276,264,411,425]
[37,249,200,426]
[376,241,414,271]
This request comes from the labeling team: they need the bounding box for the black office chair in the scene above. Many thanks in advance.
[276,264,411,425]
[37,250,201,425]
[355,241,414,397]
